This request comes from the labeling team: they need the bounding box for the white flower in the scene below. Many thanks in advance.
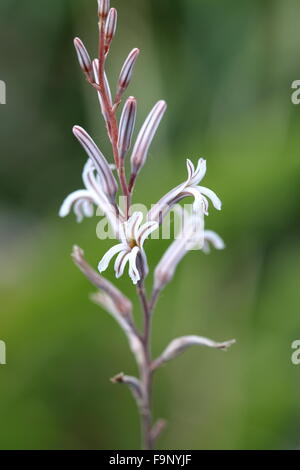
[148,158,222,223]
[59,158,119,233]
[98,211,158,284]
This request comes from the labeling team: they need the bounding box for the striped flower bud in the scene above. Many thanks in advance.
[72,126,118,201]
[92,59,113,116]
[130,100,167,177]
[104,8,117,54]
[116,48,140,99]
[73,37,93,80]
[118,97,137,160]
[98,0,110,20]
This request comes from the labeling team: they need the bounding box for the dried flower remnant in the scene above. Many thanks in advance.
[152,336,236,370]
[59,0,235,450]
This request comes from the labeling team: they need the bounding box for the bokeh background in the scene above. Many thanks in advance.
[1,0,300,450]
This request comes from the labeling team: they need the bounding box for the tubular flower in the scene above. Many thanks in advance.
[148,158,222,224]
[98,211,158,284]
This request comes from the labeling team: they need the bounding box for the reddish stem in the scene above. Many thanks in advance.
[97,19,130,217]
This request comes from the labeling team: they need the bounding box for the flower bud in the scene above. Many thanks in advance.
[104,8,117,54]
[116,48,140,99]
[98,0,110,20]
[118,97,137,160]
[130,100,167,177]
[73,126,118,201]
[73,37,93,80]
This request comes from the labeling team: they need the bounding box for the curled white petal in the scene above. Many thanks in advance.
[186,158,206,185]
[197,186,222,211]
[114,250,131,278]
[59,189,92,219]
[98,243,126,273]
[125,211,143,240]
[136,221,159,247]
[203,230,225,254]
[128,246,141,284]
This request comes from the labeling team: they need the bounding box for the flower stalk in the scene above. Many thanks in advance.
[60,0,235,450]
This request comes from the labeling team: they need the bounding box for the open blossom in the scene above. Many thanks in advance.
[148,158,222,224]
[59,158,119,233]
[98,211,158,284]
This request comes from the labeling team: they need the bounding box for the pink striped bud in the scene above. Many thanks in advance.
[116,48,140,99]
[98,0,110,20]
[130,100,167,176]
[73,37,93,80]
[118,97,137,160]
[104,8,117,54]
[72,126,118,201]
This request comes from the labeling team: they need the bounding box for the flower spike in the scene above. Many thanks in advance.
[61,0,231,451]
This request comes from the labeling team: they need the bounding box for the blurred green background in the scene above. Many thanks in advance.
[1,0,300,450]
